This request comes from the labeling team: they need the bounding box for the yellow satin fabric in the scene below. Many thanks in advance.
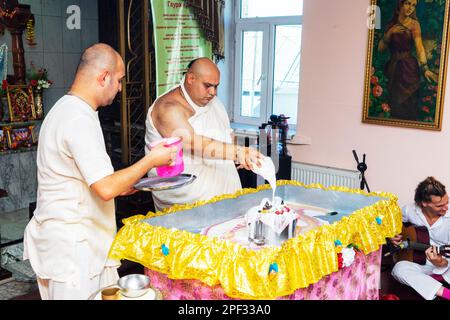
[108,180,402,299]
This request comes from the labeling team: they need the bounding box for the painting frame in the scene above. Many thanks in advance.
[0,128,9,152]
[6,84,36,122]
[363,0,450,131]
[8,126,33,149]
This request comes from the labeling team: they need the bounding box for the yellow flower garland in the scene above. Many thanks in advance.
[26,18,37,46]
[108,180,402,299]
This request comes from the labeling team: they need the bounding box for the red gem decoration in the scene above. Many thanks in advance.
[337,252,344,269]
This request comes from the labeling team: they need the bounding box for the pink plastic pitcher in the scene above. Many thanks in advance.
[149,137,184,178]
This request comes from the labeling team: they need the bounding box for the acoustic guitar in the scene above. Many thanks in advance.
[385,223,450,265]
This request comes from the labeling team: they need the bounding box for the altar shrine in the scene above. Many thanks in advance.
[109,181,402,300]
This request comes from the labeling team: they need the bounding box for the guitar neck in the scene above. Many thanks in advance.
[408,241,445,254]
[408,242,430,252]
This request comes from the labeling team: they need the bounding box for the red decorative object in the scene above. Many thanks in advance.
[0,2,18,20]
[380,293,400,300]
[0,79,7,95]
[6,84,36,122]
[337,252,344,269]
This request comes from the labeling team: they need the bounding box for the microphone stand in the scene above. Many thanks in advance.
[352,150,370,193]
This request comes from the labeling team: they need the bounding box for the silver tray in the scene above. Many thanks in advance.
[134,174,196,191]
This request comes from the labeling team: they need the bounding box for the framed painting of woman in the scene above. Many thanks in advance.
[363,0,450,130]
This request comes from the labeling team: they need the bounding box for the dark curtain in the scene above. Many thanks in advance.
[185,0,225,60]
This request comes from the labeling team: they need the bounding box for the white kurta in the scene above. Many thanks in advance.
[145,82,242,211]
[23,95,120,284]
[391,203,450,300]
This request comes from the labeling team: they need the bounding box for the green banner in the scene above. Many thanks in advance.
[150,0,212,97]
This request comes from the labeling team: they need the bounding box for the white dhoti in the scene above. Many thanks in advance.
[36,241,119,300]
[391,260,450,300]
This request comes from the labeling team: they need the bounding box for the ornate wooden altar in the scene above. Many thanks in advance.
[0,0,33,84]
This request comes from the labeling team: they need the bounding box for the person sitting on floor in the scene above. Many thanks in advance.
[389,176,450,300]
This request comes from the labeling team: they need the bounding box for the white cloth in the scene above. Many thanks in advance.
[145,82,242,211]
[37,241,119,300]
[246,197,299,234]
[391,203,450,300]
[23,95,120,285]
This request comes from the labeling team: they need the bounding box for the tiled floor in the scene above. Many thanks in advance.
[0,280,38,300]
[0,208,37,300]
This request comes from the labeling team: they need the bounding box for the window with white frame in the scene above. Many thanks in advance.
[233,0,303,126]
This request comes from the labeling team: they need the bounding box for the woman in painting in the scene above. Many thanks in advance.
[378,0,438,121]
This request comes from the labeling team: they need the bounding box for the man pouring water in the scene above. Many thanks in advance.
[145,57,265,210]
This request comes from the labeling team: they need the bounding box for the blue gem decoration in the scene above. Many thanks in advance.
[334,240,342,246]
[161,244,169,256]
[376,217,382,225]
[269,263,279,274]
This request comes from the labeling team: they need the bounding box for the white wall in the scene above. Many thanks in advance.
[217,0,235,115]
[290,0,450,206]
[0,0,99,115]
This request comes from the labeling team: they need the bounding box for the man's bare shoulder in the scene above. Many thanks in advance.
[153,90,190,120]
[154,89,181,109]
[153,92,183,113]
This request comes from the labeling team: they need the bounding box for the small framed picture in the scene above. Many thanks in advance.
[29,124,39,144]
[6,85,36,122]
[8,127,33,149]
[0,128,8,151]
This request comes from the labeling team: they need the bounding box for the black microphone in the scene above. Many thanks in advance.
[384,241,408,257]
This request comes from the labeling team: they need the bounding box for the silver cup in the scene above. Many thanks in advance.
[117,274,151,298]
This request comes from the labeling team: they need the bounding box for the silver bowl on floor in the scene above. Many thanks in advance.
[117,274,152,298]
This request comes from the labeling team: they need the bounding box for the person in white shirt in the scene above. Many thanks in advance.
[23,43,177,300]
[390,176,450,300]
[145,57,263,211]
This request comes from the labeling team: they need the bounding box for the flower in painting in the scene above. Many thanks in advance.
[372,85,383,97]
[381,103,390,112]
[370,76,379,85]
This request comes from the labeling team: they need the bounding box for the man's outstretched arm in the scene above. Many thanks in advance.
[154,104,262,170]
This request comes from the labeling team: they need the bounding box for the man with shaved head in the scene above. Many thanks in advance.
[145,57,263,210]
[23,43,177,300]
